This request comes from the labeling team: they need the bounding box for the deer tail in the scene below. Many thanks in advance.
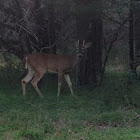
[23,56,28,69]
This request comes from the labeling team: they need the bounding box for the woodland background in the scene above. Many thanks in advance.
[0,0,140,139]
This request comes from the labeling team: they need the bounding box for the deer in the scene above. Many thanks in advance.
[21,40,92,98]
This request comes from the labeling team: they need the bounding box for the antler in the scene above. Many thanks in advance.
[83,40,85,45]
[78,40,79,46]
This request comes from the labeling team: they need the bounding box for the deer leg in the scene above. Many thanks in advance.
[31,73,45,98]
[21,71,35,96]
[64,74,74,96]
[57,72,63,97]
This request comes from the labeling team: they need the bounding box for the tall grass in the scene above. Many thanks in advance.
[0,66,140,139]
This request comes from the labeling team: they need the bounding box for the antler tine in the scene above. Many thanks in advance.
[78,40,79,46]
[83,40,85,45]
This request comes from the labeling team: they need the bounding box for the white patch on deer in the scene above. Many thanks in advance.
[25,57,28,69]
[48,69,57,74]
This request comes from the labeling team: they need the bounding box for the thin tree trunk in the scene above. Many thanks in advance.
[134,0,140,60]
[47,0,56,54]
[15,0,32,58]
[129,0,134,70]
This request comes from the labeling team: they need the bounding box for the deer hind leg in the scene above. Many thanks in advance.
[21,69,35,96]
[57,72,63,97]
[31,72,45,98]
[64,74,74,96]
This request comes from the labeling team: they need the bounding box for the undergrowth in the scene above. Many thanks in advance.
[0,68,140,140]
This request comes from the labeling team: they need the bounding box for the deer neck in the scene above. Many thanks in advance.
[72,54,82,69]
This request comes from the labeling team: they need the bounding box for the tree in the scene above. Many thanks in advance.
[129,0,140,70]
[129,0,135,70]
[134,0,140,59]
[0,0,57,59]
[33,0,56,53]
[75,0,103,86]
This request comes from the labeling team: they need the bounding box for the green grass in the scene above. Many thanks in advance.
[0,70,140,140]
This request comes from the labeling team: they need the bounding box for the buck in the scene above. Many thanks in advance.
[21,40,92,97]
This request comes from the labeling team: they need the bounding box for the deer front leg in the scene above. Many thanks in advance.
[21,71,35,96]
[57,72,63,97]
[31,72,44,98]
[64,74,74,96]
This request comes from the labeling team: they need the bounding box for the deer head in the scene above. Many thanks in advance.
[75,40,92,58]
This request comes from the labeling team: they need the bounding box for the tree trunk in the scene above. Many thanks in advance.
[15,0,32,58]
[129,0,134,70]
[47,0,56,54]
[75,1,103,86]
[33,0,56,54]
[134,0,140,59]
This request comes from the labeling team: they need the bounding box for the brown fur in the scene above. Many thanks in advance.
[21,41,92,97]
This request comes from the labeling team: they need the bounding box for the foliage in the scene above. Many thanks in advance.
[0,54,23,85]
[0,0,140,138]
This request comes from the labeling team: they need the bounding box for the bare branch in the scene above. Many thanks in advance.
[16,23,39,41]
[124,114,140,126]
[0,22,15,30]
[103,13,128,28]
[0,3,16,16]
[40,43,56,52]
[98,16,130,86]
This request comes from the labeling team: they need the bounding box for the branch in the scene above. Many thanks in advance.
[0,22,15,31]
[40,43,56,52]
[103,16,130,70]
[14,0,24,20]
[16,23,39,41]
[124,114,140,126]
[103,13,128,28]
[0,3,16,16]
[98,16,129,86]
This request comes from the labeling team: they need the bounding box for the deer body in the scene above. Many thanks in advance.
[21,40,91,97]
[25,53,79,73]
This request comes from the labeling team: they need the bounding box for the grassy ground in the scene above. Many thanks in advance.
[0,70,140,140]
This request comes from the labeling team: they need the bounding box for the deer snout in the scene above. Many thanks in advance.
[77,53,83,58]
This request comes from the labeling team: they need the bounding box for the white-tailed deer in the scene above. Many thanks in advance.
[21,40,92,97]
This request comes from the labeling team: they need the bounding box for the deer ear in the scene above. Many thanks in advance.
[75,40,79,48]
[84,42,92,49]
